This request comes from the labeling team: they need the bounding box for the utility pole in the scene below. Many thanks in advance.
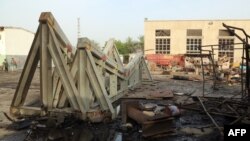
[77,18,80,39]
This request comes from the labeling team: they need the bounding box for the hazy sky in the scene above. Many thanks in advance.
[1,0,250,46]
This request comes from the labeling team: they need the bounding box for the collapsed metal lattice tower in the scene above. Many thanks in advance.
[223,23,250,101]
[10,12,152,121]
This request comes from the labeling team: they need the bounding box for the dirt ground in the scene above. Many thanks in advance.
[0,69,40,141]
[0,70,242,141]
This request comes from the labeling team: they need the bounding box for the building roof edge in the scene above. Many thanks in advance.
[0,26,34,34]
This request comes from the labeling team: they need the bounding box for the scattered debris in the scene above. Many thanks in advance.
[179,127,213,137]
[127,87,174,99]
[2,32,250,141]
[121,99,180,138]
[173,74,202,81]
[197,97,223,136]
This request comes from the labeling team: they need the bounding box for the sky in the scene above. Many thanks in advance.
[1,0,250,46]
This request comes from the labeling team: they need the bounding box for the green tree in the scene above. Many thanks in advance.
[137,35,144,50]
[115,40,129,55]
[125,37,134,53]
[114,35,144,54]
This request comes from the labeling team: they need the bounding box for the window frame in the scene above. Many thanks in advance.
[155,29,171,54]
[155,37,171,54]
[186,37,202,54]
[218,38,234,63]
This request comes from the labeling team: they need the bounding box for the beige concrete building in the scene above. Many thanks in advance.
[0,26,34,69]
[144,19,250,64]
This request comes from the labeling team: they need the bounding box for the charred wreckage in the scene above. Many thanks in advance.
[3,12,250,140]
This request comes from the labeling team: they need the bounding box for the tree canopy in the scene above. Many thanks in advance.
[115,36,144,55]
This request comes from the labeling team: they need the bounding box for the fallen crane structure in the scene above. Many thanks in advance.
[10,12,152,122]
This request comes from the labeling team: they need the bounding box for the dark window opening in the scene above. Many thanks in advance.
[155,29,171,36]
[187,29,202,36]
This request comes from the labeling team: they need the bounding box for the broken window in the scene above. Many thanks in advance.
[155,38,170,54]
[155,29,171,36]
[218,38,234,63]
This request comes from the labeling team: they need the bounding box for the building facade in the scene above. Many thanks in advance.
[0,26,34,69]
[144,19,250,64]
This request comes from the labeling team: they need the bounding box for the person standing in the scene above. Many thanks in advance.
[2,59,9,72]
[10,58,17,71]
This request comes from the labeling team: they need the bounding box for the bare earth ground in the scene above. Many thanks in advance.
[0,69,40,141]
[0,70,241,141]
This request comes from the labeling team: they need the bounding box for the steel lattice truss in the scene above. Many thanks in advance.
[10,12,152,121]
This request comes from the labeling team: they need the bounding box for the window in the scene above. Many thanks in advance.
[186,38,202,54]
[219,29,234,36]
[155,29,171,54]
[155,38,170,54]
[155,29,170,36]
[218,38,234,63]
[186,29,202,54]
[187,29,202,36]
[218,29,234,63]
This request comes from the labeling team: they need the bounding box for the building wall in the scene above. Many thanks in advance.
[144,20,250,64]
[0,30,6,65]
[0,27,34,69]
